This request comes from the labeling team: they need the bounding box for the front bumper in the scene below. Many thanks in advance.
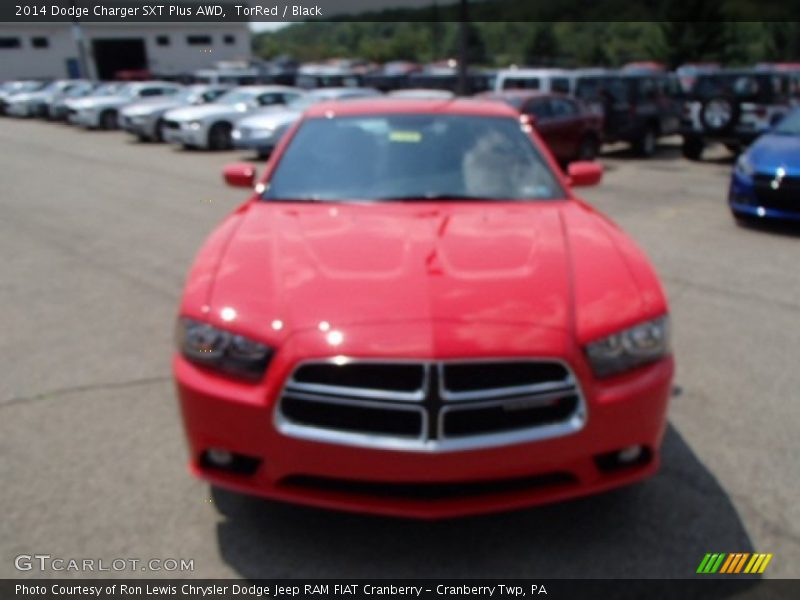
[120,115,154,138]
[174,324,673,519]
[69,110,101,128]
[163,123,208,148]
[232,128,279,152]
[6,103,31,117]
[729,172,800,221]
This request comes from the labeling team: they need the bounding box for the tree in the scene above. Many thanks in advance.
[524,25,559,66]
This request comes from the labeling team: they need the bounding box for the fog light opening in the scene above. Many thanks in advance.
[200,449,261,475]
[206,448,233,467]
[618,445,643,464]
[595,445,652,473]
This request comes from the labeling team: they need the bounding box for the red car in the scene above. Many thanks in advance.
[480,91,604,163]
[174,98,673,519]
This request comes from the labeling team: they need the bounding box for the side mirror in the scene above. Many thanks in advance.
[223,163,256,188]
[567,161,603,187]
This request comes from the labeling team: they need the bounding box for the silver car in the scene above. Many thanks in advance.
[119,85,231,142]
[59,83,121,121]
[5,80,93,118]
[161,85,304,150]
[68,81,184,130]
[0,80,48,115]
[232,87,382,158]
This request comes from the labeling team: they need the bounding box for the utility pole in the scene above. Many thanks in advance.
[71,1,91,80]
[457,0,469,96]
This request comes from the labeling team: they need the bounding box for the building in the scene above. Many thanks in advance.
[0,22,251,81]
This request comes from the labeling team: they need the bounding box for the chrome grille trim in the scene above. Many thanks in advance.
[285,379,427,403]
[274,358,587,453]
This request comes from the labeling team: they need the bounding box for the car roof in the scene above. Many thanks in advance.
[303,98,519,118]
[497,68,570,76]
[480,90,557,99]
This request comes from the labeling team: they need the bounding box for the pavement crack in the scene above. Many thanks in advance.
[1,375,172,408]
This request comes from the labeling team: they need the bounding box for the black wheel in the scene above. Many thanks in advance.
[154,119,166,143]
[724,143,743,156]
[700,96,740,134]
[576,135,599,161]
[136,133,148,142]
[634,125,658,157]
[682,136,704,161]
[256,148,271,160]
[208,122,232,151]
[100,110,117,130]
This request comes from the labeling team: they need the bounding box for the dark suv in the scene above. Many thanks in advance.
[681,69,800,160]
[572,71,683,156]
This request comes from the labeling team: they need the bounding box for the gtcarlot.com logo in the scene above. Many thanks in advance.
[14,554,194,573]
[696,553,773,574]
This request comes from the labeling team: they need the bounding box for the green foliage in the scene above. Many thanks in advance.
[251,15,800,69]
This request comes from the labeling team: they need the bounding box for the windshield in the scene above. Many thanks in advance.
[215,89,257,106]
[773,109,800,135]
[264,114,565,202]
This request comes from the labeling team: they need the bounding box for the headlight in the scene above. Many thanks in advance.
[585,316,670,378]
[176,318,273,380]
[188,120,202,130]
[735,153,755,177]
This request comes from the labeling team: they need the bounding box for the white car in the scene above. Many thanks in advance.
[5,80,92,118]
[387,88,455,100]
[119,85,231,142]
[0,80,48,115]
[162,86,304,150]
[232,87,382,158]
[67,81,183,130]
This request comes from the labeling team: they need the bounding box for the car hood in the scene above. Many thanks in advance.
[236,109,300,130]
[195,201,658,346]
[748,133,800,175]
[8,91,48,103]
[121,99,181,117]
[165,104,242,122]
[71,95,129,109]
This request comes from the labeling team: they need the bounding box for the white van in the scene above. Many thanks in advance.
[494,68,572,93]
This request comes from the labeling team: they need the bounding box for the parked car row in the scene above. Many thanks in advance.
[0,78,604,167]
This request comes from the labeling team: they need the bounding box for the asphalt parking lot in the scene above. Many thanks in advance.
[1,118,798,581]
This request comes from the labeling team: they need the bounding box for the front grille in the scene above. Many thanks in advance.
[752,174,800,213]
[275,359,586,452]
[164,120,180,130]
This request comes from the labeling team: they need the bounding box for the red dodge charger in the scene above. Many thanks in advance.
[174,98,673,519]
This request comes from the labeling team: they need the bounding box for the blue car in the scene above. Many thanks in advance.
[729,108,800,222]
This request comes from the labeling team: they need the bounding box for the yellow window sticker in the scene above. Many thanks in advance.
[389,131,422,143]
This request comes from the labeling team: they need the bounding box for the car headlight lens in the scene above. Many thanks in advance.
[585,316,670,378]
[188,120,202,130]
[736,153,755,177]
[176,318,273,380]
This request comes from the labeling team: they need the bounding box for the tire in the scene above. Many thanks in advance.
[100,110,117,130]
[682,136,704,161]
[700,96,740,134]
[633,125,658,157]
[576,135,599,161]
[208,122,232,151]
[256,148,272,160]
[724,143,743,156]
[154,119,167,143]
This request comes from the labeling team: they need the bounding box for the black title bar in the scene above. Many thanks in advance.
[4,579,800,600]
[3,0,800,23]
